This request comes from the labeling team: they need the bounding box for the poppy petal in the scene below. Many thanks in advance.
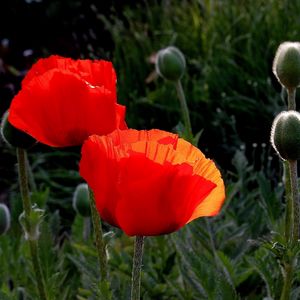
[79,130,223,236]
[173,139,225,220]
[79,135,123,227]
[105,128,178,146]
[23,55,117,93]
[9,69,122,147]
[115,155,216,236]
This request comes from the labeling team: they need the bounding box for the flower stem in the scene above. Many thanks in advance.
[88,188,108,281]
[280,261,294,300]
[83,217,91,242]
[287,88,296,110]
[288,160,299,242]
[17,148,47,300]
[25,152,37,193]
[175,80,193,142]
[284,161,293,242]
[131,236,145,300]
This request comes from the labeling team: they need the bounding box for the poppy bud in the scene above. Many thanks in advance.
[273,42,300,90]
[271,111,300,160]
[1,111,36,149]
[72,183,91,217]
[156,46,186,81]
[19,205,44,240]
[17,287,26,300]
[0,203,11,235]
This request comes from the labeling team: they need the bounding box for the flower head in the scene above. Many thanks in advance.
[79,129,225,236]
[273,42,300,90]
[155,46,186,81]
[8,55,127,147]
[73,183,91,217]
[271,111,300,161]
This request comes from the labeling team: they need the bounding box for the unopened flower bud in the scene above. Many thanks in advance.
[17,287,26,300]
[271,111,300,160]
[1,111,36,149]
[19,205,44,240]
[156,46,186,81]
[0,203,11,235]
[273,42,300,90]
[73,183,91,217]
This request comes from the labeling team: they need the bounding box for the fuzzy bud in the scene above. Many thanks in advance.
[73,183,91,217]
[19,205,44,240]
[0,203,11,235]
[155,46,186,81]
[1,111,36,149]
[271,111,300,160]
[273,42,300,90]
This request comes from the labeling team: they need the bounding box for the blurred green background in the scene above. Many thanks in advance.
[0,1,299,299]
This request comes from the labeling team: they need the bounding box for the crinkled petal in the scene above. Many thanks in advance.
[79,135,123,227]
[106,129,178,147]
[173,139,225,220]
[9,69,122,147]
[116,155,216,236]
[22,55,117,94]
[79,133,219,236]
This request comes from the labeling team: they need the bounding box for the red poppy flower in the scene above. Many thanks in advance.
[8,55,127,147]
[79,129,225,236]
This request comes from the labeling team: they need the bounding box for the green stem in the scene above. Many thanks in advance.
[175,80,193,142]
[280,262,294,300]
[89,188,108,280]
[284,161,293,242]
[83,217,91,242]
[29,239,47,300]
[288,160,299,242]
[287,88,296,110]
[17,148,47,300]
[131,236,145,300]
[25,152,37,193]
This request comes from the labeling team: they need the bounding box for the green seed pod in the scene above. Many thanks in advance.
[273,42,300,90]
[1,111,36,149]
[0,203,11,235]
[156,46,186,81]
[17,287,26,300]
[73,183,91,217]
[271,111,300,160]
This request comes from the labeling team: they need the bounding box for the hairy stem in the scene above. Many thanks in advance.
[175,80,193,142]
[17,148,47,300]
[25,152,37,193]
[280,261,294,300]
[284,161,293,242]
[83,217,91,242]
[131,236,145,300]
[287,88,296,110]
[89,188,108,280]
[288,160,299,241]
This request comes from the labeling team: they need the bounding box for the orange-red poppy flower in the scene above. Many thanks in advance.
[8,55,127,147]
[79,129,225,236]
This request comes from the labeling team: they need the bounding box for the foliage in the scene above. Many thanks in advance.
[1,0,300,299]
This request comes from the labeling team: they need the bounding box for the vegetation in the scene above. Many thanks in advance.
[1,0,300,299]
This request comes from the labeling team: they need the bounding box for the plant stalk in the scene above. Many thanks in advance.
[175,80,193,142]
[287,88,296,110]
[284,161,293,242]
[25,152,37,192]
[288,160,299,242]
[89,188,108,280]
[131,236,145,300]
[83,217,91,242]
[280,262,294,300]
[17,148,47,300]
